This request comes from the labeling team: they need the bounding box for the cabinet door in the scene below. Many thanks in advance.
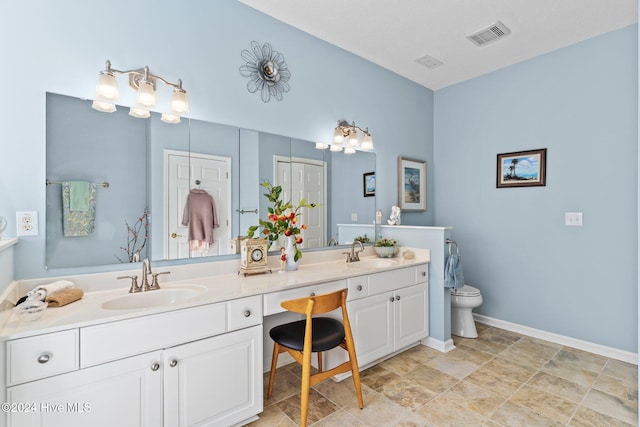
[394,283,428,350]
[7,351,162,427]
[164,325,263,427]
[348,292,393,367]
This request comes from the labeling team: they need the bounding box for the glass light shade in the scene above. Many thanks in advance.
[315,143,329,150]
[94,72,119,102]
[136,80,156,108]
[170,90,189,114]
[360,133,374,150]
[344,147,356,154]
[161,113,181,124]
[91,100,116,113]
[347,131,359,148]
[129,106,151,119]
[329,145,343,152]
[333,128,344,144]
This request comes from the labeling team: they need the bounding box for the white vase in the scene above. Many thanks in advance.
[374,246,398,258]
[284,236,301,271]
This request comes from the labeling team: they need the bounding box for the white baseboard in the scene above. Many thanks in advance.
[421,336,456,353]
[474,314,638,365]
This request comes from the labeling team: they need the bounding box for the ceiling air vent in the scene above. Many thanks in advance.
[467,21,511,47]
[415,54,443,69]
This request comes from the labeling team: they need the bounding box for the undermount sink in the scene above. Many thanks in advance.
[101,285,208,310]
[346,259,396,269]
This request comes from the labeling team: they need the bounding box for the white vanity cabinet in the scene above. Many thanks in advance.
[5,295,263,427]
[347,264,429,367]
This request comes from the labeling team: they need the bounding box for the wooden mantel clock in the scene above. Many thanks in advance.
[239,238,271,276]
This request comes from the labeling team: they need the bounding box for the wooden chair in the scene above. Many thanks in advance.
[267,289,364,426]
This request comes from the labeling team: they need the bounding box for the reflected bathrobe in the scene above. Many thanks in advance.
[182,189,219,253]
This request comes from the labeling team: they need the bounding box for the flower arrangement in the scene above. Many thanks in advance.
[116,209,149,263]
[374,237,398,258]
[374,237,397,247]
[247,181,317,263]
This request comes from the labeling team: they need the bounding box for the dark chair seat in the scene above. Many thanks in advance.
[270,317,345,352]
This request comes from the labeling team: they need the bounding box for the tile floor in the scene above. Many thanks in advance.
[249,323,638,426]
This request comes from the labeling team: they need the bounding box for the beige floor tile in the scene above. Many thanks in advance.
[379,353,424,376]
[482,356,538,383]
[312,377,373,409]
[248,404,298,426]
[275,389,339,426]
[393,412,438,427]
[569,405,636,427]
[465,365,527,397]
[491,400,565,427]
[406,364,460,394]
[310,408,368,427]
[604,359,639,383]
[456,335,510,355]
[498,345,556,369]
[553,347,608,374]
[439,380,507,417]
[581,388,639,426]
[509,384,578,424]
[401,343,442,365]
[415,396,493,426]
[377,377,437,410]
[443,344,495,365]
[592,373,638,402]
[360,365,402,392]
[478,326,523,346]
[542,359,599,387]
[264,369,303,404]
[426,353,482,379]
[527,371,590,403]
[343,392,412,426]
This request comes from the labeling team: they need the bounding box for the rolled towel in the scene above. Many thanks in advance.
[46,288,84,307]
[33,280,74,300]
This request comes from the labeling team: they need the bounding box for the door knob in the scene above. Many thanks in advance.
[170,233,182,239]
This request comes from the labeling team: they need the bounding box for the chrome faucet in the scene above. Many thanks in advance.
[343,240,365,263]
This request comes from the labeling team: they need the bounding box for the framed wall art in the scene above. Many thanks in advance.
[363,172,375,197]
[497,148,547,188]
[397,157,426,211]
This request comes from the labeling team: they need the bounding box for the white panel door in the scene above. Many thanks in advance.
[394,284,428,350]
[166,151,231,259]
[347,293,394,368]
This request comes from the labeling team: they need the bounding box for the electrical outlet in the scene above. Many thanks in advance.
[16,211,38,236]
[351,213,358,221]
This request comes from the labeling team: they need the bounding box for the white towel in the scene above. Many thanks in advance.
[33,280,74,300]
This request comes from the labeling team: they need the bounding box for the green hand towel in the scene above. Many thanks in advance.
[69,181,91,212]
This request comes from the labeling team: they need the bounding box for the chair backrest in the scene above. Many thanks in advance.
[281,289,347,316]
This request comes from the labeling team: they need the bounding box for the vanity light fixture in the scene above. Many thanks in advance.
[91,60,189,124]
[332,120,374,151]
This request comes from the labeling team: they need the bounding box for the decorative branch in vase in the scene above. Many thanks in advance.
[246,181,317,269]
[116,209,150,263]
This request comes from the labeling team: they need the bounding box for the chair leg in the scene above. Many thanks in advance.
[300,349,313,427]
[317,351,323,373]
[267,342,281,400]
[345,342,364,409]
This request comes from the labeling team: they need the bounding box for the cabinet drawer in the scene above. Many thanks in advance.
[415,264,429,284]
[347,276,369,301]
[80,303,226,368]
[369,267,416,296]
[227,295,262,331]
[263,280,347,315]
[7,329,79,386]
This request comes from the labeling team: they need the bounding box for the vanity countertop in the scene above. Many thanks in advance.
[0,247,429,340]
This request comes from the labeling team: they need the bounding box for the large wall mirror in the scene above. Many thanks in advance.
[45,93,376,270]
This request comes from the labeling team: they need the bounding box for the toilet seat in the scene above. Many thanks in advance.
[451,285,480,297]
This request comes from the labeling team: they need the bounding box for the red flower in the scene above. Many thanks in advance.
[288,211,295,219]
[296,237,303,244]
[284,229,293,236]
[301,224,307,230]
[268,214,278,222]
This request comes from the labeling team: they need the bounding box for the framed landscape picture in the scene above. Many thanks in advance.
[497,148,547,188]
[363,172,375,197]
[398,157,426,211]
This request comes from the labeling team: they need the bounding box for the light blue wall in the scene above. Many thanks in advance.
[0,0,433,279]
[434,25,638,352]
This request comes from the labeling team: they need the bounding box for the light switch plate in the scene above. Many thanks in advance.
[16,211,38,236]
[351,213,358,221]
[565,212,583,227]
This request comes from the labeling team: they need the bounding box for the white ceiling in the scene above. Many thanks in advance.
[239,0,638,90]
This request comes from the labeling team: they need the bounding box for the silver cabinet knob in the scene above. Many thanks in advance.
[396,295,401,301]
[389,297,395,302]
[151,362,160,371]
[356,285,363,291]
[169,359,178,367]
[243,310,251,317]
[37,353,51,364]
[310,292,316,296]
[421,271,427,277]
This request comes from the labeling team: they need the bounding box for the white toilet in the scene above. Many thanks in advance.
[450,285,483,338]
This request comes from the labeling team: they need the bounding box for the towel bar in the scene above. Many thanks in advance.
[445,238,458,256]
[46,179,109,188]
